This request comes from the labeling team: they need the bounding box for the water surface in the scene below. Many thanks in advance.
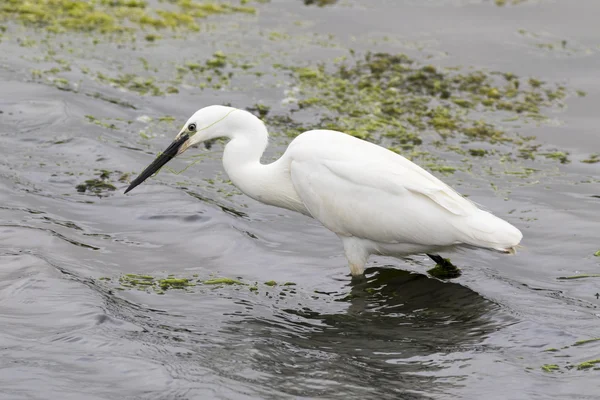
[1,1,599,399]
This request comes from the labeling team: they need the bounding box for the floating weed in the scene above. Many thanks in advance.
[576,359,600,370]
[118,173,130,183]
[541,364,560,373]
[203,277,245,285]
[84,115,118,130]
[101,273,300,295]
[76,169,119,196]
[0,0,257,39]
[79,52,250,97]
[534,336,600,372]
[468,148,488,157]
[158,115,176,123]
[582,154,599,164]
[87,92,137,109]
[116,274,195,294]
[557,274,600,280]
[573,338,600,346]
[541,151,569,164]
[271,52,572,173]
[96,72,164,96]
[158,278,195,290]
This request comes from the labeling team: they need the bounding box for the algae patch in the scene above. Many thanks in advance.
[534,337,600,373]
[273,52,571,172]
[76,169,119,196]
[116,274,195,294]
[573,338,600,346]
[203,277,245,285]
[576,359,600,370]
[582,154,599,164]
[0,0,256,38]
[557,274,600,280]
[100,273,299,295]
[541,364,559,373]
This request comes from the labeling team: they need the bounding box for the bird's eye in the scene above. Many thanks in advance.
[188,123,196,132]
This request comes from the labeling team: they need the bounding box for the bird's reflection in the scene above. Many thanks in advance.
[223,267,509,398]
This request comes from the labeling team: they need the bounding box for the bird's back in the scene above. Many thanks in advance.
[285,129,522,253]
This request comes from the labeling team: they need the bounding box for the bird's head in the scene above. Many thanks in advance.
[124,105,239,194]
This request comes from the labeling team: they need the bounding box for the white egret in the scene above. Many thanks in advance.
[125,105,522,276]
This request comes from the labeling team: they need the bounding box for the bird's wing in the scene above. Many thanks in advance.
[289,157,480,246]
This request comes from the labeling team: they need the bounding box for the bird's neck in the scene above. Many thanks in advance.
[221,124,306,214]
[222,124,271,200]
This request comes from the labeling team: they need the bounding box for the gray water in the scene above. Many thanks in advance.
[1,0,600,399]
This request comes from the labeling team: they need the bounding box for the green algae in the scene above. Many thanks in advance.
[76,169,118,196]
[541,364,559,372]
[582,154,599,164]
[81,51,243,96]
[573,338,600,346]
[0,0,256,38]
[542,151,569,164]
[274,52,570,169]
[87,92,137,109]
[96,72,163,96]
[125,273,154,280]
[203,277,245,285]
[537,338,600,373]
[84,115,118,129]
[117,274,195,293]
[468,148,488,157]
[158,278,195,290]
[102,273,300,295]
[576,359,600,370]
[557,274,600,280]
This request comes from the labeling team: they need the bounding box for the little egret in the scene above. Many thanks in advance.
[125,105,522,276]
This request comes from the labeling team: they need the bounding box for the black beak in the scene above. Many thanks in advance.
[124,133,189,194]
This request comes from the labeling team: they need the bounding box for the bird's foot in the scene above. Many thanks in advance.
[426,254,462,279]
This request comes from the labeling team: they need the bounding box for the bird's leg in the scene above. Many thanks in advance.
[426,253,462,279]
[340,236,369,277]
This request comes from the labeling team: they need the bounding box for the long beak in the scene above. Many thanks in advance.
[124,133,189,194]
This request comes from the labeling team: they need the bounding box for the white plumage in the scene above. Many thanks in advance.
[125,105,522,276]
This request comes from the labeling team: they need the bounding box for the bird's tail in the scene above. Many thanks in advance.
[457,210,523,253]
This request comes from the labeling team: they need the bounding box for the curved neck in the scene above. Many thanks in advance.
[222,123,270,199]
[220,122,307,214]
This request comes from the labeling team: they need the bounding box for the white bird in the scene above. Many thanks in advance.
[125,105,522,277]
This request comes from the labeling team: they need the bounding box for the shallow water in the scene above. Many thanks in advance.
[1,0,600,399]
